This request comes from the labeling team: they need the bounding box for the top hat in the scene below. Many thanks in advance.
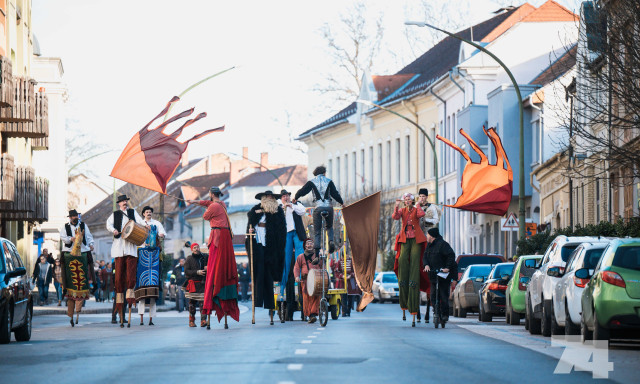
[116,194,130,203]
[67,209,80,217]
[255,190,281,200]
[418,188,429,196]
[210,186,224,196]
[280,189,292,196]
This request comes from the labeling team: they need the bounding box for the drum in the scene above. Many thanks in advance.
[306,269,329,297]
[122,221,149,246]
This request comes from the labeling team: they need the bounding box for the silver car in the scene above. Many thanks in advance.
[372,272,399,303]
[452,264,493,317]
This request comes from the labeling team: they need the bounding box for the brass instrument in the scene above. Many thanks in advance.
[70,226,85,256]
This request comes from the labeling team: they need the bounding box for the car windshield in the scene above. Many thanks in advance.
[382,274,398,283]
[561,245,579,262]
[583,248,605,269]
[468,265,492,278]
[612,246,640,271]
[458,256,503,270]
[490,264,514,279]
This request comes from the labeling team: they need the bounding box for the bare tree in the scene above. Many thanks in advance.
[66,119,112,179]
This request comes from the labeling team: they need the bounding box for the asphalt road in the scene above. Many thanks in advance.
[1,303,637,383]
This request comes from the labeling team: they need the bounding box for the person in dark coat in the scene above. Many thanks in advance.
[246,190,286,325]
[422,227,456,322]
[184,243,208,327]
[33,255,54,305]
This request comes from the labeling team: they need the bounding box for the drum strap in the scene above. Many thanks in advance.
[113,209,136,239]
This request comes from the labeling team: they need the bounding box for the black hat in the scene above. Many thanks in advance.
[418,188,429,196]
[280,189,291,196]
[210,186,224,196]
[116,194,130,203]
[67,209,80,217]
[427,227,441,238]
[141,206,154,214]
[255,190,281,200]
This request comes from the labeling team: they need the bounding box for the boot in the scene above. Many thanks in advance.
[328,241,336,254]
[58,300,61,306]
[189,315,196,327]
[201,311,207,327]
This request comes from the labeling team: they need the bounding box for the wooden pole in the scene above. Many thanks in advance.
[247,225,256,325]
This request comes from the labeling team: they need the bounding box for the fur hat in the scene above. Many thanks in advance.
[427,227,441,238]
[418,188,429,196]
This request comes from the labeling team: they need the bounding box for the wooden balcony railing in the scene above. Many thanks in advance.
[1,86,48,139]
[0,56,12,109]
[32,177,49,222]
[0,153,14,202]
[0,165,35,214]
[31,92,49,149]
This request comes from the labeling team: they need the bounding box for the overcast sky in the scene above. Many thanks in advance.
[31,0,581,190]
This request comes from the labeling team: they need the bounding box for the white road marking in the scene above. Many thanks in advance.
[278,381,296,384]
[301,340,312,344]
[307,335,316,338]
[295,349,307,355]
[316,328,325,330]
[313,332,321,334]
[287,364,303,371]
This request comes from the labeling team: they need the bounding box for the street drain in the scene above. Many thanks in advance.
[274,357,367,364]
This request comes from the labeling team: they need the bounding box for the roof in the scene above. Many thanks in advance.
[231,165,307,188]
[481,3,536,42]
[372,74,416,101]
[178,172,229,201]
[529,44,577,87]
[521,0,577,22]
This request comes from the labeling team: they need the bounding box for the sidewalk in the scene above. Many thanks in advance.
[34,298,175,316]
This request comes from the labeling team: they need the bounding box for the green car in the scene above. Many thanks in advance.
[579,239,640,343]
[505,255,542,326]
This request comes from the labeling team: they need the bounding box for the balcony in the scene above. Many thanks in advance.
[0,56,12,109]
[31,93,49,150]
[0,153,14,202]
[0,77,50,140]
[0,165,49,222]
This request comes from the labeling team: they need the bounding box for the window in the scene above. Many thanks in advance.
[446,116,451,174]
[8,243,23,268]
[439,121,444,176]
[386,141,391,187]
[596,178,600,223]
[395,138,401,184]
[344,154,349,194]
[452,113,456,172]
[3,242,14,272]
[405,135,411,183]
[336,156,341,188]
[327,159,332,179]
[377,143,382,189]
[360,149,365,190]
[369,146,374,190]
[352,151,357,195]
[420,134,425,180]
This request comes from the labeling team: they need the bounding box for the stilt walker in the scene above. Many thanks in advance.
[246,225,256,324]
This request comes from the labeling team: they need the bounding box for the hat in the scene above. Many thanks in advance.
[427,227,441,238]
[190,242,200,251]
[116,194,130,203]
[280,189,291,196]
[255,190,281,200]
[141,206,153,214]
[210,186,224,196]
[67,209,80,217]
[418,188,429,196]
[402,192,414,201]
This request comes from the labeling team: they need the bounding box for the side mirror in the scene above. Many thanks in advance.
[574,268,592,280]
[547,267,562,278]
[3,267,26,284]
[475,276,484,283]
[500,273,511,281]
[523,259,538,268]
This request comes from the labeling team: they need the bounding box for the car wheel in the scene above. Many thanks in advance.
[458,300,467,318]
[528,296,541,335]
[593,310,609,343]
[14,305,32,342]
[550,300,564,335]
[507,299,519,326]
[541,299,552,337]
[564,301,580,335]
[0,304,12,344]
[330,304,339,320]
[581,311,593,343]
[479,300,492,322]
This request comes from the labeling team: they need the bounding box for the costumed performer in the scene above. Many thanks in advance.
[416,188,438,323]
[294,238,321,324]
[184,242,208,327]
[423,227,457,325]
[331,253,361,317]
[135,206,165,326]
[278,189,306,321]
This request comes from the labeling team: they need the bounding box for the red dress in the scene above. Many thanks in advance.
[199,200,240,322]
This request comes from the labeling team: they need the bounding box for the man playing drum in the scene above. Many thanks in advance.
[294,239,321,324]
[135,206,166,326]
[106,194,147,328]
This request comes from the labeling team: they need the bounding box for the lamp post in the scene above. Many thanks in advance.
[405,21,526,241]
[356,99,438,206]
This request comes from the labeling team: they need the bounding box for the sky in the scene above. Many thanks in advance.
[31,0,582,190]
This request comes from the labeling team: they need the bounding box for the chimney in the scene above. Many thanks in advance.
[260,152,268,168]
[242,146,249,159]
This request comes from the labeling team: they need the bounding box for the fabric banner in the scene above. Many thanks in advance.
[342,191,380,312]
[62,252,90,301]
[135,247,161,300]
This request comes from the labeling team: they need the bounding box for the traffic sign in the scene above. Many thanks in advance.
[502,213,519,230]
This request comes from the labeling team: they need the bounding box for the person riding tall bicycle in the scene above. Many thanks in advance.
[423,227,456,324]
[293,165,344,258]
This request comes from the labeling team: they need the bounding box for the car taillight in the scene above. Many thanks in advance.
[573,276,589,288]
[487,282,508,291]
[518,276,530,291]
[601,271,626,288]
[465,280,474,293]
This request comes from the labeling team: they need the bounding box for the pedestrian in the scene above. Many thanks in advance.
[183,243,208,327]
[187,186,239,328]
[246,190,286,325]
[238,262,250,302]
[53,257,64,306]
[135,206,166,326]
[331,253,360,317]
[278,189,306,321]
[416,188,437,324]
[171,257,187,312]
[423,227,457,324]
[294,238,321,324]
[99,261,111,302]
[32,248,55,278]
[392,193,426,327]
[33,255,53,305]
[106,194,147,327]
[294,165,343,257]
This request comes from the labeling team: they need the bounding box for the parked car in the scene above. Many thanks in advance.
[452,264,493,317]
[505,255,541,326]
[450,254,505,313]
[372,272,399,303]
[526,236,609,336]
[478,262,514,322]
[551,242,609,335]
[0,238,33,344]
[580,238,640,344]
[163,271,176,302]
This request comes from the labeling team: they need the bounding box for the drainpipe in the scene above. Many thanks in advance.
[457,69,476,105]
[449,71,466,105]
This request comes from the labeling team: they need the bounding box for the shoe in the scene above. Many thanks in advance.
[70,319,74,327]
[201,319,207,327]
[308,316,317,324]
[329,241,336,253]
[148,320,154,326]
[140,321,144,326]
[58,301,61,306]
[111,319,117,324]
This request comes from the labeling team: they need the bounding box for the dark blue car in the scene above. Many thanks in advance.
[0,237,33,343]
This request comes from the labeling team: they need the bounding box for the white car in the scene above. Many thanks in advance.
[372,272,399,303]
[550,242,609,335]
[526,236,608,336]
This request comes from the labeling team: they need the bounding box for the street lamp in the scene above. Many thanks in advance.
[405,21,526,241]
[355,99,439,207]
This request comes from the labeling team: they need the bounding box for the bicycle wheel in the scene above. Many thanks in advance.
[319,298,329,327]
